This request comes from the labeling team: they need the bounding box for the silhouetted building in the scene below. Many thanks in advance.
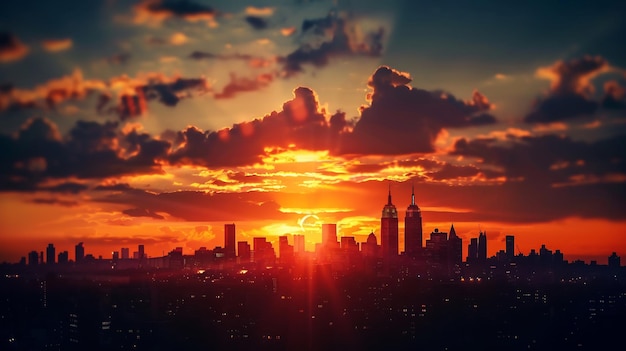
[46,243,55,264]
[225,223,236,259]
[253,237,275,265]
[238,241,251,263]
[279,236,294,265]
[362,232,379,258]
[168,247,184,269]
[322,224,338,248]
[293,234,305,254]
[609,252,621,268]
[404,185,423,256]
[138,244,145,260]
[121,247,129,259]
[28,250,39,266]
[75,242,85,263]
[467,238,478,262]
[539,244,553,265]
[478,231,487,261]
[447,224,462,266]
[505,235,515,259]
[112,251,119,260]
[341,236,359,253]
[381,186,399,258]
[58,250,69,264]
[426,228,448,265]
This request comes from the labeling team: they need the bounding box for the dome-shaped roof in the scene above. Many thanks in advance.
[367,232,377,244]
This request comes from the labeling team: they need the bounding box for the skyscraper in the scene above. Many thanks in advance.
[404,185,423,256]
[447,224,462,265]
[75,242,84,263]
[46,243,55,264]
[478,231,487,261]
[121,247,130,259]
[322,223,338,248]
[505,235,515,258]
[293,234,305,254]
[138,244,145,260]
[381,186,399,258]
[238,241,251,263]
[28,250,39,266]
[225,223,236,259]
[467,238,478,262]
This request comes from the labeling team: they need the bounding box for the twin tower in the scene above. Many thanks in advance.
[381,186,423,257]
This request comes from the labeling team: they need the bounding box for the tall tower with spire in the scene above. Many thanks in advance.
[404,184,423,256]
[381,184,399,257]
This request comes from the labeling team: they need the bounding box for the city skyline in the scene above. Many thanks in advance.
[1,0,625,264]
[10,188,621,268]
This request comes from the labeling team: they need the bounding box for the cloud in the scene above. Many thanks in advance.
[342,66,496,155]
[524,56,612,124]
[245,16,268,30]
[170,86,339,167]
[214,73,274,99]
[602,80,626,109]
[451,133,626,186]
[32,198,79,207]
[122,208,165,219]
[133,0,216,27]
[0,118,171,190]
[95,185,289,222]
[245,6,274,17]
[169,32,189,45]
[188,50,274,68]
[0,32,29,62]
[278,12,384,76]
[41,38,73,52]
[0,68,106,110]
[0,68,209,119]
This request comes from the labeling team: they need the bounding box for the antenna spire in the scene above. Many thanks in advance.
[411,183,415,205]
[387,182,392,205]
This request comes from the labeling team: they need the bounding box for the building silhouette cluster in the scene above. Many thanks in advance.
[15,188,623,273]
[2,188,625,351]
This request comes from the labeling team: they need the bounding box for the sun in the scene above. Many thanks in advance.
[298,214,321,233]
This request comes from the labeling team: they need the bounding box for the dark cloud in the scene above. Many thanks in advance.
[0,32,29,62]
[98,77,210,120]
[342,66,495,155]
[0,118,170,190]
[451,133,626,185]
[43,182,89,194]
[429,163,482,181]
[96,186,289,222]
[602,80,626,110]
[245,16,267,30]
[524,56,611,124]
[169,86,340,167]
[166,66,495,166]
[279,12,384,76]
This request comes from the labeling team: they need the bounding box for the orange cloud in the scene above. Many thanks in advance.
[41,38,73,52]
[245,6,274,16]
[169,32,189,45]
[133,0,217,27]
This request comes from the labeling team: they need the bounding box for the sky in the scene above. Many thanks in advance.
[0,0,625,263]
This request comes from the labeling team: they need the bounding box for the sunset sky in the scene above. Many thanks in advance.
[1,0,625,263]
